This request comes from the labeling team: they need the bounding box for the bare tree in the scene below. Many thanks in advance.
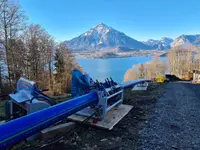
[124,58,167,82]
[124,65,138,82]
[21,24,55,90]
[0,45,3,92]
[168,44,195,78]
[0,0,26,87]
[194,47,200,71]
[138,64,145,78]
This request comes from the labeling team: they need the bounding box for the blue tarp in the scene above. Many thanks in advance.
[72,69,93,97]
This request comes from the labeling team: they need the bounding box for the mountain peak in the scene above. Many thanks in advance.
[65,24,149,50]
[94,23,108,28]
[93,23,110,32]
[143,37,174,50]
[160,37,173,41]
[171,34,200,48]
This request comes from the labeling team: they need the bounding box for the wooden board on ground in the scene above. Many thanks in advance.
[68,104,133,130]
[132,82,149,91]
[41,122,76,140]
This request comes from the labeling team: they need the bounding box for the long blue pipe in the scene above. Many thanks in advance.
[0,79,150,149]
[121,79,151,88]
[0,92,98,149]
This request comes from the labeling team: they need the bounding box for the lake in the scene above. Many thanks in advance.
[77,56,152,83]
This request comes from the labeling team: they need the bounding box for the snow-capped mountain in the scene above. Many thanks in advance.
[64,23,150,50]
[171,34,200,48]
[142,37,174,50]
[64,23,200,51]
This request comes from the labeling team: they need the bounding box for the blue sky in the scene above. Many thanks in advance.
[19,0,200,42]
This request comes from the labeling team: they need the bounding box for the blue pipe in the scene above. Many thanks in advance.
[0,79,150,149]
[121,79,151,88]
[0,92,98,149]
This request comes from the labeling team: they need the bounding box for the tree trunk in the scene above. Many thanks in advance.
[0,67,2,93]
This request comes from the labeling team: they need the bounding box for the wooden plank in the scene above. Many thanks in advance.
[41,122,76,140]
[132,82,148,91]
[68,104,133,130]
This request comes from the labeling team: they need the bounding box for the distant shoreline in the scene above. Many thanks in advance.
[75,55,149,59]
[73,50,166,59]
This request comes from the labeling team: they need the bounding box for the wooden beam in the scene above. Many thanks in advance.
[41,122,76,140]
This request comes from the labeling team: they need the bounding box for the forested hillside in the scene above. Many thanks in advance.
[0,0,80,95]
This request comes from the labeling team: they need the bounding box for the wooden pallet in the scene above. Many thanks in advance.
[68,104,133,130]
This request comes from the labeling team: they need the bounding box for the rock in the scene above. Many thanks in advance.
[192,141,196,144]
[86,133,93,139]
[115,137,122,142]
[64,140,70,145]
[171,145,178,149]
[76,135,82,142]
[59,140,65,143]
[109,142,113,145]
[100,138,107,142]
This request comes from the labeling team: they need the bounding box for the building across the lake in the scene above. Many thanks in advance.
[192,70,200,84]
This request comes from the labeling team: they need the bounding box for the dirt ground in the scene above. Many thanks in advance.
[11,83,165,150]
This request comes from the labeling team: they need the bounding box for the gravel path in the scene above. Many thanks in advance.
[139,82,200,150]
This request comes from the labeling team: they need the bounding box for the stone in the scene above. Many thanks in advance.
[100,138,108,142]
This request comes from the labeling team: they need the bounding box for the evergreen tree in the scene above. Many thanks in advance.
[54,49,65,77]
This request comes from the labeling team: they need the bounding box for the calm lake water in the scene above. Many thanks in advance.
[77,56,152,83]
